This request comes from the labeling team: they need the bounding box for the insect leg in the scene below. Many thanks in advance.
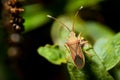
[64,44,71,62]
[64,44,69,51]
[78,33,88,45]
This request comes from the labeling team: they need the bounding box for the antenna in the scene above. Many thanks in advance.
[47,15,71,32]
[72,6,83,31]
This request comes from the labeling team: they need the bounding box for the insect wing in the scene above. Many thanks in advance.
[67,42,85,69]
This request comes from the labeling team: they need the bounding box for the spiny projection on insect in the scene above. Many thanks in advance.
[47,6,88,69]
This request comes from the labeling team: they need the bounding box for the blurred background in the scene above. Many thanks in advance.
[0,0,120,80]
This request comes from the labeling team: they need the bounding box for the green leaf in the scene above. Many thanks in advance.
[67,62,87,80]
[85,22,115,41]
[110,63,120,80]
[83,43,114,80]
[94,38,109,57]
[94,32,120,70]
[37,44,67,65]
[94,33,120,70]
[23,4,50,32]
[65,0,102,12]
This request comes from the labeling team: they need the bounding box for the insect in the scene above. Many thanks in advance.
[47,6,88,69]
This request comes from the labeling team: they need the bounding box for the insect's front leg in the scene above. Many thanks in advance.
[78,33,88,46]
[78,33,91,56]
[81,40,88,46]
[64,44,71,62]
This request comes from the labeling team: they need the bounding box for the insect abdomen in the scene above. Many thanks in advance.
[74,55,84,69]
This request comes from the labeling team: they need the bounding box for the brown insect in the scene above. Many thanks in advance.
[47,6,88,69]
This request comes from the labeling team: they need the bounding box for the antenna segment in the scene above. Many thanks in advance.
[72,6,83,31]
[47,15,71,32]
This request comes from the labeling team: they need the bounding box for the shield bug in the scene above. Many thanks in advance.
[47,6,88,69]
